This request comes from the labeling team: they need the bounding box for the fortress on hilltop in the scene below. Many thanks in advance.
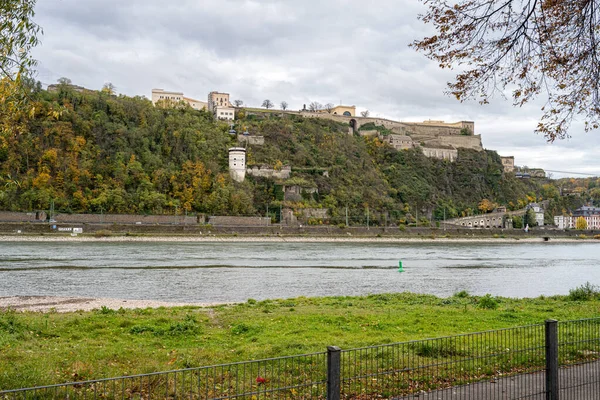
[151,87,503,163]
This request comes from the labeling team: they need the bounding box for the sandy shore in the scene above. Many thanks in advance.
[0,235,586,243]
[0,296,224,313]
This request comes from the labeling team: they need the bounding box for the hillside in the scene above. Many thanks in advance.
[0,86,562,224]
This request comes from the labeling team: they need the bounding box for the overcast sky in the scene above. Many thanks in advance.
[31,0,600,178]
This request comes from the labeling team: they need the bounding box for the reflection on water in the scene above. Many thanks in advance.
[0,241,598,302]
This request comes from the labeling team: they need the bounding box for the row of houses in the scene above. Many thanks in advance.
[554,206,600,230]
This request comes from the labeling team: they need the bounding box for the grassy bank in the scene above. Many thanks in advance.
[1,291,599,390]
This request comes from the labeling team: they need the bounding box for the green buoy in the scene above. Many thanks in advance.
[398,260,404,273]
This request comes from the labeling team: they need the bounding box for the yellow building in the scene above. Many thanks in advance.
[208,91,232,112]
[500,156,515,173]
[151,89,207,110]
[330,105,356,116]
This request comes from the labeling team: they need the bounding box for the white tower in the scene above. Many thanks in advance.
[228,147,246,182]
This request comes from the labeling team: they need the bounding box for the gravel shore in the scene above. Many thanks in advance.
[0,235,580,243]
[0,296,223,313]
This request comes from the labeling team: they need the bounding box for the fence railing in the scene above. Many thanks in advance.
[2,318,600,399]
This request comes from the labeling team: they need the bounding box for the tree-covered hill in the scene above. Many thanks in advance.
[0,86,566,223]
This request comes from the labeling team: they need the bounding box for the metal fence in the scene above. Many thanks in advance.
[2,318,600,399]
[558,318,600,398]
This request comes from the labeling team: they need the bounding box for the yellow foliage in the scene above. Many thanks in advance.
[575,216,588,230]
[32,172,51,189]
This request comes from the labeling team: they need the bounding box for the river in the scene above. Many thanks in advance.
[0,241,598,302]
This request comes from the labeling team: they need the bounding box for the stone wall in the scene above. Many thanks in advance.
[54,213,199,225]
[238,135,265,145]
[359,130,379,137]
[246,165,292,179]
[0,211,200,224]
[0,211,47,222]
[447,209,527,229]
[421,147,458,161]
[300,208,329,219]
[284,185,318,202]
[383,134,414,150]
[431,135,483,151]
[208,216,271,226]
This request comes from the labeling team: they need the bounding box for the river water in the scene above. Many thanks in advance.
[0,241,599,302]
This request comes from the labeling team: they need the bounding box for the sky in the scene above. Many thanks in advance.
[30,0,600,179]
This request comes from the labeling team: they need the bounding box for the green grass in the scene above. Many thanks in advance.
[1,292,599,390]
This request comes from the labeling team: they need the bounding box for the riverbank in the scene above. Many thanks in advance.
[0,296,221,313]
[1,291,599,391]
[0,234,591,243]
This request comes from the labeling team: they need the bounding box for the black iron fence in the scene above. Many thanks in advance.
[2,318,599,399]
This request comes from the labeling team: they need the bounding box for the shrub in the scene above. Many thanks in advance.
[453,290,470,298]
[412,340,468,358]
[96,305,115,315]
[568,282,600,301]
[478,294,499,309]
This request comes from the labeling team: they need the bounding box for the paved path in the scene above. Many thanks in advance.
[396,361,599,399]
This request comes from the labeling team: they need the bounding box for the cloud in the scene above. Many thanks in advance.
[31,0,600,177]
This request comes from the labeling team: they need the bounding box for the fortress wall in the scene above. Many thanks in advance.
[406,125,463,137]
[247,166,292,179]
[421,147,458,161]
[238,135,265,145]
[434,135,483,151]
[359,130,379,137]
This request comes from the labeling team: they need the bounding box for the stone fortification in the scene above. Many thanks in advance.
[298,111,483,152]
[422,135,483,151]
[421,147,458,161]
[228,147,246,182]
[446,209,526,229]
[238,135,265,145]
[246,165,292,179]
[382,134,414,150]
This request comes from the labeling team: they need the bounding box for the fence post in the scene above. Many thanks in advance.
[545,319,559,400]
[327,346,341,400]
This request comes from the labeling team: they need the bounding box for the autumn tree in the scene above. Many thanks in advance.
[576,216,588,230]
[280,101,288,110]
[261,99,274,109]
[0,0,42,122]
[413,0,600,141]
[101,82,116,95]
[308,102,322,112]
[478,198,497,213]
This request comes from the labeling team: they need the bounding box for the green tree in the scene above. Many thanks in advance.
[512,215,523,229]
[525,208,537,227]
